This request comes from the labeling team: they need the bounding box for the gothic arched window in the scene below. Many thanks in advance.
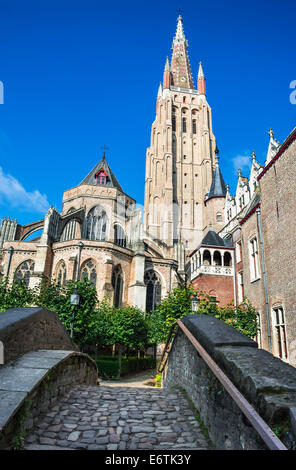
[114,224,126,248]
[144,270,162,312]
[80,259,97,286]
[14,259,35,286]
[112,264,123,307]
[182,117,187,133]
[85,206,107,241]
[56,261,67,286]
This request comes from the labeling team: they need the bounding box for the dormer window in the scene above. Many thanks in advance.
[95,168,108,185]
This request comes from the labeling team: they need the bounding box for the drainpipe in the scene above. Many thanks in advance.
[5,246,14,278]
[75,241,84,281]
[256,207,272,352]
[168,260,174,294]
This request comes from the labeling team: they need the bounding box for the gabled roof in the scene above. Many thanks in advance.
[79,154,124,193]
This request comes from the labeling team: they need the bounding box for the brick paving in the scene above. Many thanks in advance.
[24,385,212,450]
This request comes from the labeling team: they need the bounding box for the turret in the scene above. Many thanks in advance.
[163,57,171,89]
[197,61,206,95]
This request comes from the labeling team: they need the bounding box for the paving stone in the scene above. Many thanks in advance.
[24,383,213,451]
[67,431,81,441]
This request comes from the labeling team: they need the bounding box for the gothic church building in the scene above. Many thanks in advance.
[1,16,296,367]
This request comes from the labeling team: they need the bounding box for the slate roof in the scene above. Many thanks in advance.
[206,163,227,200]
[201,228,233,248]
[79,154,124,193]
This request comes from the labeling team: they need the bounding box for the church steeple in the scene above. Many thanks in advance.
[170,15,194,89]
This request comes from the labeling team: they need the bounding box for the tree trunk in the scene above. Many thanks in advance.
[117,345,123,378]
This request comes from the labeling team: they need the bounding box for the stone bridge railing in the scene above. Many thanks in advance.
[162,314,296,450]
[0,307,78,365]
[0,307,98,449]
[0,350,98,449]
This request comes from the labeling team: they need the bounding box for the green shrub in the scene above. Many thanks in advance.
[96,356,156,379]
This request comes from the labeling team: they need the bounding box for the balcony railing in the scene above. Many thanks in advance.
[191,264,233,280]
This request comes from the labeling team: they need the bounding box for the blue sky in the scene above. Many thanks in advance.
[0,0,295,226]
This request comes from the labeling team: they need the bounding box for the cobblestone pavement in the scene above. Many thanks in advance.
[24,385,212,450]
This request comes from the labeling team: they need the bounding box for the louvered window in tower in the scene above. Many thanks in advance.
[193,120,197,134]
[182,118,186,133]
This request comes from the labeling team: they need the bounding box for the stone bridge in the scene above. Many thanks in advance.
[0,307,296,450]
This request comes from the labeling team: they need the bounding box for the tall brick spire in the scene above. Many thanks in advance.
[170,15,194,89]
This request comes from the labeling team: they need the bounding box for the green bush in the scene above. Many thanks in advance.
[96,356,156,379]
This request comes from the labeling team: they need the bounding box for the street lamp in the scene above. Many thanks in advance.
[70,287,80,339]
[75,241,84,281]
[191,293,200,313]
[168,260,174,294]
[5,246,14,278]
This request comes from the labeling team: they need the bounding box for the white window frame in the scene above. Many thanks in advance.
[249,236,260,282]
[272,306,288,361]
[237,270,244,303]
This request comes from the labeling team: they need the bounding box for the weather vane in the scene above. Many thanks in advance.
[101,145,109,155]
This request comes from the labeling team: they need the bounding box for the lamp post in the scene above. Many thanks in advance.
[168,260,174,294]
[5,246,14,278]
[191,293,200,313]
[75,241,84,281]
[70,287,80,339]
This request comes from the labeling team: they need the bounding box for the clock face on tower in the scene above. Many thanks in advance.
[180,76,186,83]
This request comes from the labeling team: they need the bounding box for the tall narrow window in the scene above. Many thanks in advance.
[256,312,262,348]
[144,270,162,312]
[182,117,186,133]
[172,115,176,131]
[238,271,244,303]
[112,265,123,307]
[236,241,242,263]
[272,307,288,360]
[192,120,197,134]
[249,237,260,280]
[114,224,126,248]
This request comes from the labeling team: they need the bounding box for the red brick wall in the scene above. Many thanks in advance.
[259,137,296,365]
[191,274,234,306]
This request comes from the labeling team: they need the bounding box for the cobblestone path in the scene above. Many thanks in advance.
[24,385,212,450]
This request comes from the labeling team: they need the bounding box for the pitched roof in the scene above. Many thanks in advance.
[201,228,232,248]
[206,160,227,201]
[79,154,124,192]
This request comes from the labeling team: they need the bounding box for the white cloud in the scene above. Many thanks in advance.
[232,152,252,174]
[0,166,50,214]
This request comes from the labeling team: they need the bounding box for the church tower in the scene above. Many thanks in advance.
[144,15,217,253]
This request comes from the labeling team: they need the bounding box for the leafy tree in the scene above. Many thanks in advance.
[83,297,114,358]
[0,277,35,312]
[108,306,148,377]
[149,284,258,343]
[36,277,99,347]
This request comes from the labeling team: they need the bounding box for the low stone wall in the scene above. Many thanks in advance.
[0,350,98,449]
[163,314,296,450]
[0,307,78,365]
